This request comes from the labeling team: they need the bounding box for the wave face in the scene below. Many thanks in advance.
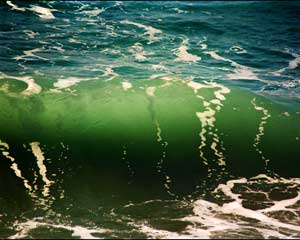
[1,1,300,239]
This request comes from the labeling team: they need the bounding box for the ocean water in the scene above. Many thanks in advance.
[0,1,300,238]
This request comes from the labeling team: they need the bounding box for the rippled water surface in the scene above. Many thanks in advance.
[0,1,300,239]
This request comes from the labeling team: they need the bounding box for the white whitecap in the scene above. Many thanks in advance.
[129,43,147,62]
[30,5,55,19]
[121,20,162,44]
[174,39,201,63]
[6,1,26,11]
[206,51,258,80]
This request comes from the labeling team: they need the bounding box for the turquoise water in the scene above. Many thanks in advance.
[0,1,300,238]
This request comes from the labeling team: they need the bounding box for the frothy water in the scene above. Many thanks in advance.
[1,1,300,239]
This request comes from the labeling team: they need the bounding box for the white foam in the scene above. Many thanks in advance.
[187,81,230,167]
[24,30,39,39]
[30,142,53,197]
[53,77,96,89]
[82,8,104,17]
[102,66,119,81]
[205,51,258,80]
[229,45,247,54]
[137,224,197,239]
[121,20,162,44]
[146,86,156,97]
[6,1,26,12]
[151,64,168,71]
[175,39,201,63]
[68,38,81,44]
[30,5,55,19]
[122,81,132,91]
[173,8,188,14]
[182,175,300,238]
[14,47,48,61]
[9,219,109,239]
[198,37,208,50]
[216,177,300,232]
[0,73,42,96]
[273,52,300,75]
[129,43,147,62]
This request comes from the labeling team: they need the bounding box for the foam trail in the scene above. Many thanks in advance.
[188,81,230,168]
[205,51,258,80]
[30,5,55,19]
[0,140,33,192]
[6,1,26,11]
[121,20,162,44]
[30,142,53,197]
[251,98,271,166]
[175,39,201,63]
[146,87,176,198]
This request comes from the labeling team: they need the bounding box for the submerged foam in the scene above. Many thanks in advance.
[53,77,96,90]
[122,81,132,91]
